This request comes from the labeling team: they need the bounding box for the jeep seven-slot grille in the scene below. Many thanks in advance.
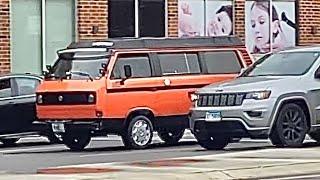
[39,92,96,105]
[197,93,246,107]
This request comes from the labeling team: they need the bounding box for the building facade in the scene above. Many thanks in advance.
[0,0,319,74]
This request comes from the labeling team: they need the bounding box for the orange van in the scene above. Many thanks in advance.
[36,37,253,151]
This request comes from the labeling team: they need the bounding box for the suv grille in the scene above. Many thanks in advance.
[197,93,245,107]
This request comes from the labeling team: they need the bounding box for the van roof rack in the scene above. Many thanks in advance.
[67,36,243,49]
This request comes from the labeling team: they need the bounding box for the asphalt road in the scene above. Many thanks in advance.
[0,133,272,174]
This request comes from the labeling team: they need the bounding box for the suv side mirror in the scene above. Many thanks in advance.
[124,65,132,79]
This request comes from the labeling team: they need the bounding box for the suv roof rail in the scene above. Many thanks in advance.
[67,36,244,49]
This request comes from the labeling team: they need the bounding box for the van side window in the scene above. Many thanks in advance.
[112,55,152,79]
[158,53,200,75]
[15,78,40,96]
[203,51,242,74]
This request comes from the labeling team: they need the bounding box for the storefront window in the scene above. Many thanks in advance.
[178,0,234,37]
[108,0,165,38]
[245,0,297,54]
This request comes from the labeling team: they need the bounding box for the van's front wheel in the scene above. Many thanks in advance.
[158,128,185,145]
[122,115,153,149]
[62,130,91,151]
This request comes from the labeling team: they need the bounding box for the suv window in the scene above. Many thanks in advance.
[0,79,12,98]
[15,78,40,96]
[158,53,201,75]
[203,51,242,74]
[112,54,152,79]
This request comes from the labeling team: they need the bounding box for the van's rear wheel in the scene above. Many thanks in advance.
[158,128,185,145]
[1,138,19,146]
[269,103,308,147]
[62,130,91,151]
[195,133,229,150]
[122,115,153,149]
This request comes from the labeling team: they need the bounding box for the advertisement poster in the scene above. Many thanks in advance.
[245,0,296,54]
[206,0,233,36]
[178,0,205,37]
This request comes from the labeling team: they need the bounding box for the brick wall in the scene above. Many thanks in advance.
[298,0,320,45]
[0,0,9,74]
[234,0,246,42]
[168,0,178,37]
[77,0,108,40]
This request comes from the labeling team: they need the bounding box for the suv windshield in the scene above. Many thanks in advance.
[243,52,320,77]
[51,49,109,79]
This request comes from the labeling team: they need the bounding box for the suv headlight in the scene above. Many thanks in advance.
[88,94,95,103]
[37,95,43,104]
[245,91,271,100]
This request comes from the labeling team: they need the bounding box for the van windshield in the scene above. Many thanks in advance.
[51,49,109,79]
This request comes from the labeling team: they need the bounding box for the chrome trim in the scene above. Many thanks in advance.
[58,48,107,54]
[0,94,36,101]
[194,118,269,131]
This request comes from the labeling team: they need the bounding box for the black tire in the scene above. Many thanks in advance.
[195,134,229,150]
[269,103,308,147]
[122,115,153,149]
[62,130,91,151]
[158,128,185,145]
[46,132,61,144]
[1,138,19,146]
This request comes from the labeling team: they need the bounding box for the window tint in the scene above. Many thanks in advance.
[203,51,242,74]
[158,53,201,75]
[112,55,152,79]
[0,79,12,98]
[15,78,40,96]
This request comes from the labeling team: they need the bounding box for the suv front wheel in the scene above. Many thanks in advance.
[122,115,153,149]
[270,103,308,147]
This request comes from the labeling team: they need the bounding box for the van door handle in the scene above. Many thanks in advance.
[163,79,171,86]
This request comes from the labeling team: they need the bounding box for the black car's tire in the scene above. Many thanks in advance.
[1,138,19,146]
[195,134,229,150]
[158,128,185,145]
[122,115,153,149]
[46,132,61,144]
[269,103,308,147]
[62,130,91,151]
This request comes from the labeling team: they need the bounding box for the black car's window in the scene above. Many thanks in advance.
[112,54,152,79]
[203,51,242,74]
[15,78,40,96]
[0,79,12,98]
[158,53,201,75]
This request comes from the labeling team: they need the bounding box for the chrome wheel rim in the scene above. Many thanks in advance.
[282,109,305,142]
[131,119,151,146]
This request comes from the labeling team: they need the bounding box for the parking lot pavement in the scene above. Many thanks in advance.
[0,141,319,179]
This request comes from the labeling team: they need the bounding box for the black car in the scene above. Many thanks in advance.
[0,73,58,146]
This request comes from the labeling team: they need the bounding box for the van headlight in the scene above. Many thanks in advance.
[245,91,271,100]
[88,94,95,103]
[37,95,43,104]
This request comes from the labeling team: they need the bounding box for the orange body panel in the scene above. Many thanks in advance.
[36,47,252,122]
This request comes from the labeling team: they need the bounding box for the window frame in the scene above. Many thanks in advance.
[199,50,244,75]
[110,53,154,80]
[156,52,202,76]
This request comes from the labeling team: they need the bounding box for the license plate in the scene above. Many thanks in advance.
[51,123,65,133]
[205,111,222,122]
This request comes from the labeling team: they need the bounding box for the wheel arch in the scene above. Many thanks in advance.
[124,107,156,128]
[269,96,312,135]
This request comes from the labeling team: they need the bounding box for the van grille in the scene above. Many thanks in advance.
[197,93,245,107]
[38,92,96,105]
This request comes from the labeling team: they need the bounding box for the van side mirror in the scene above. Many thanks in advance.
[46,65,52,71]
[124,65,132,79]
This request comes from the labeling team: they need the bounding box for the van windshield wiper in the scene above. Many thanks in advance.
[67,71,94,81]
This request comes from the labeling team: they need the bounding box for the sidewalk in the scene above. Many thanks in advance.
[2,146,320,179]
